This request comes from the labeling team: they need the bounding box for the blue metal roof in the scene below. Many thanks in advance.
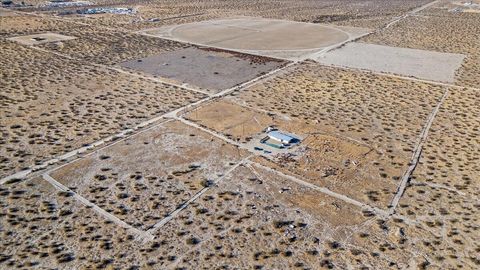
[268,131,297,142]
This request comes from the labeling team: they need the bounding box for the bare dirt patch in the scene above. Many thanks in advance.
[316,42,465,83]
[143,17,370,60]
[0,8,17,17]
[185,99,399,208]
[185,99,278,142]
[361,12,480,88]
[7,32,76,45]
[120,47,286,93]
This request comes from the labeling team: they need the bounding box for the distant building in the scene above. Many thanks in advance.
[267,130,300,145]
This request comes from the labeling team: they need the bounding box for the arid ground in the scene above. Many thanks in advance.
[0,0,479,269]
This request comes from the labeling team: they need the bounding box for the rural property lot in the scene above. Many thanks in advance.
[48,120,247,231]
[0,0,479,269]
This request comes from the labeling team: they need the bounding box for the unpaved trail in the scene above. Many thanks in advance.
[388,88,449,214]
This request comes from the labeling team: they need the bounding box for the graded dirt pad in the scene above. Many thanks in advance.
[142,17,371,60]
[0,40,205,178]
[316,42,465,83]
[150,164,410,269]
[120,47,286,93]
[50,120,247,230]
[361,12,480,88]
[7,32,77,46]
[185,99,278,143]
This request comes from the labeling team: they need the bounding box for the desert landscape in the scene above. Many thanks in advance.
[0,0,478,269]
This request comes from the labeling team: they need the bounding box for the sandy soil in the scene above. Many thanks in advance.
[407,88,480,197]
[50,120,247,230]
[120,47,286,93]
[235,61,446,160]
[0,14,191,65]
[186,99,399,208]
[27,0,432,30]
[361,5,480,88]
[0,40,205,178]
[151,164,403,269]
[1,1,479,269]
[7,32,76,45]
[316,42,465,83]
[143,17,370,60]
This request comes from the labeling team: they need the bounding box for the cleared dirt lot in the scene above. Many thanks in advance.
[7,32,76,46]
[120,47,286,93]
[0,8,17,17]
[49,120,247,230]
[142,17,370,60]
[361,8,480,88]
[185,99,278,143]
[316,42,465,83]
